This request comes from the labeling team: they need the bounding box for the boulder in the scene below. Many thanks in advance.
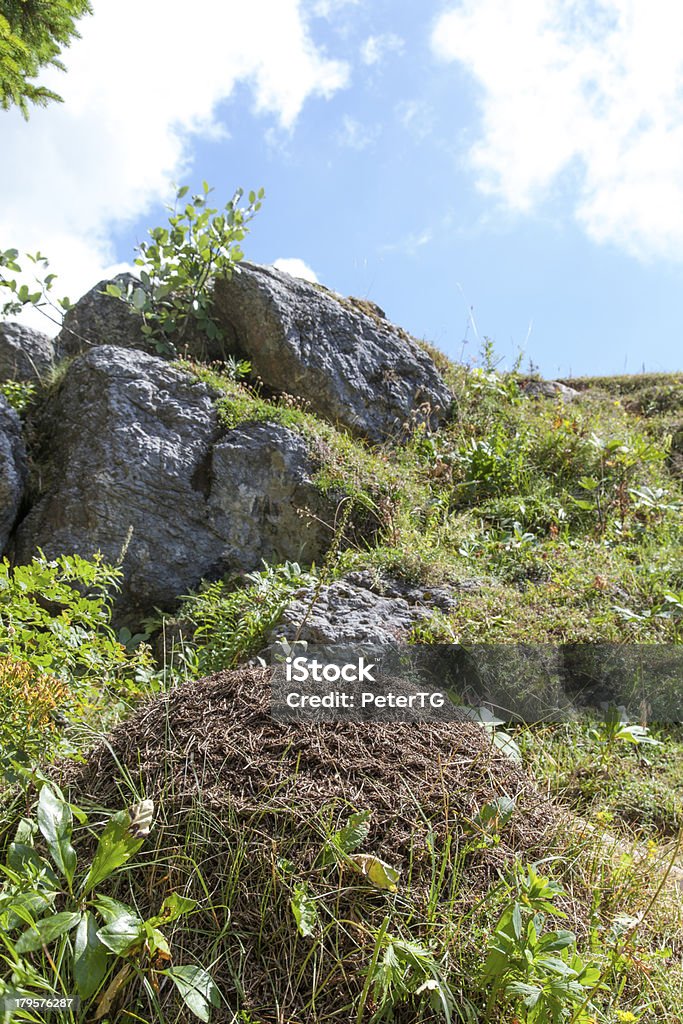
[519,379,579,400]
[0,396,27,553]
[57,274,228,364]
[56,274,147,359]
[213,262,453,443]
[267,571,458,645]
[14,346,340,620]
[0,322,55,381]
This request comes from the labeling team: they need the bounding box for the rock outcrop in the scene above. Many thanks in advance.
[56,274,147,359]
[268,571,458,645]
[0,322,55,381]
[14,346,340,619]
[519,379,579,400]
[213,262,453,443]
[0,396,27,553]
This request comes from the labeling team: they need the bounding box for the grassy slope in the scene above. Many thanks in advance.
[2,353,683,1023]
[180,359,683,645]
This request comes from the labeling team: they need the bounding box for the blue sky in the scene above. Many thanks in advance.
[3,0,683,377]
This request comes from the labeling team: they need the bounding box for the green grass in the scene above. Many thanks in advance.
[174,358,682,646]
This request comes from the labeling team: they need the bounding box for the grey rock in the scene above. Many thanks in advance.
[57,274,229,364]
[0,322,55,381]
[56,274,147,359]
[213,262,453,443]
[0,396,27,553]
[343,570,459,612]
[519,379,579,400]
[14,346,340,619]
[267,573,457,645]
[208,423,339,568]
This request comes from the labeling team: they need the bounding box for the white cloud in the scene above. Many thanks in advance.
[396,99,435,140]
[432,0,683,261]
[272,257,319,282]
[381,229,433,257]
[311,0,360,17]
[361,33,405,66]
[337,113,378,150]
[1,0,348,334]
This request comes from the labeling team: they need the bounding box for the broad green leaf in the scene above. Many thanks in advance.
[82,800,153,892]
[320,809,372,866]
[37,784,76,885]
[511,903,522,940]
[92,895,133,924]
[144,923,171,958]
[148,893,197,927]
[291,884,318,938]
[8,842,60,886]
[15,910,81,952]
[104,284,122,298]
[164,965,220,1022]
[472,797,516,833]
[97,912,144,955]
[349,854,400,892]
[336,810,372,853]
[74,911,110,999]
[539,929,577,952]
[132,287,147,310]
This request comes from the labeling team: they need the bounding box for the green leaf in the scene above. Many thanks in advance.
[74,911,110,999]
[148,893,197,927]
[336,810,372,853]
[7,842,60,886]
[511,903,522,940]
[15,910,81,952]
[291,884,318,937]
[132,286,147,310]
[82,800,153,892]
[539,930,576,952]
[320,809,372,865]
[97,911,144,955]
[92,895,132,924]
[37,784,76,885]
[104,284,122,298]
[164,965,221,1022]
[471,796,516,833]
[144,923,171,957]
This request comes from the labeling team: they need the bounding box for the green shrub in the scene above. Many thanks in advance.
[106,182,264,356]
[174,561,317,675]
[0,553,152,769]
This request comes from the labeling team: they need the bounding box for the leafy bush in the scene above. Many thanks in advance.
[481,864,602,1023]
[106,182,264,355]
[0,248,72,331]
[0,553,152,767]
[0,379,35,413]
[175,561,317,675]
